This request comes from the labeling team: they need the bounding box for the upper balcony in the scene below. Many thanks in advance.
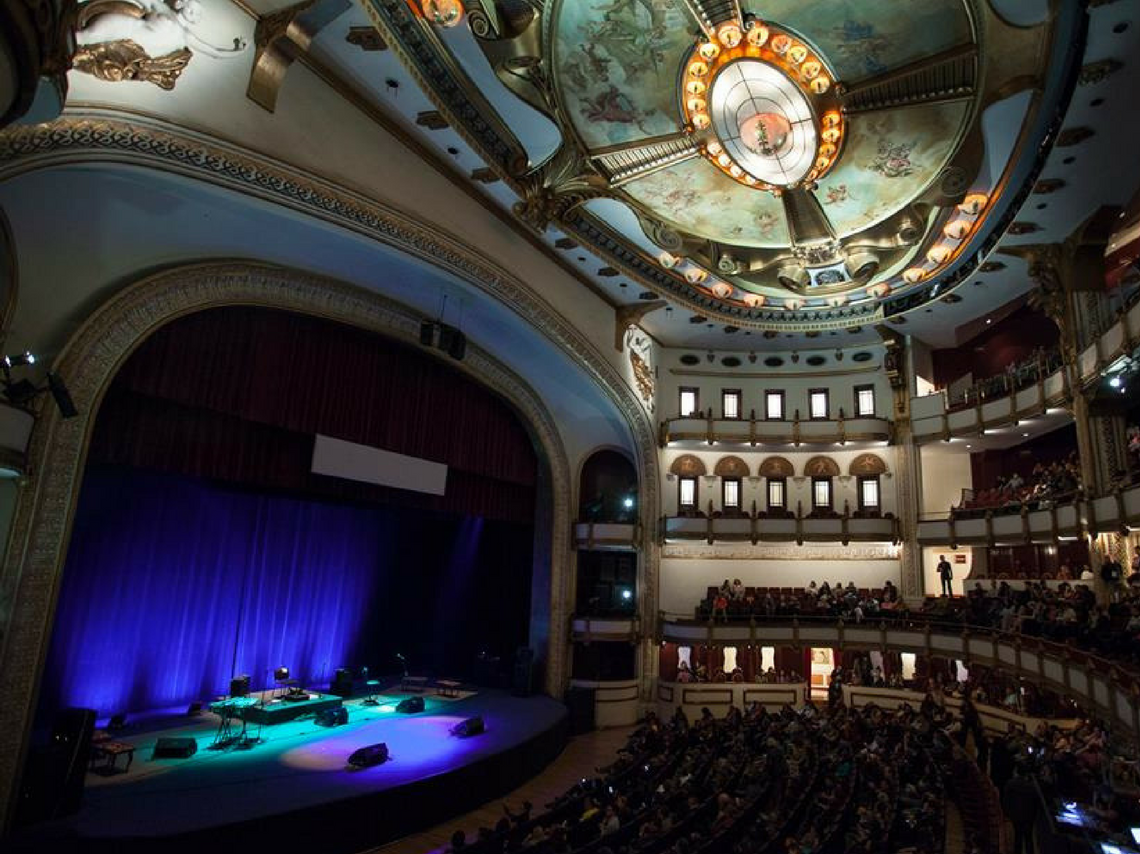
[571,521,639,550]
[662,503,899,546]
[917,479,1140,546]
[659,410,892,448]
[911,294,1140,442]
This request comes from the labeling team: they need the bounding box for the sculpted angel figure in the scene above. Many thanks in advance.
[78,0,247,58]
[74,0,247,89]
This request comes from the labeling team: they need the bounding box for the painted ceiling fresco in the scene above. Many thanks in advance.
[552,0,691,149]
[739,0,973,82]
[621,156,790,249]
[814,101,969,237]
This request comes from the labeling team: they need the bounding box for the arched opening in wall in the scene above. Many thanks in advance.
[759,456,794,518]
[578,449,637,523]
[36,306,540,720]
[849,453,889,518]
[576,449,638,617]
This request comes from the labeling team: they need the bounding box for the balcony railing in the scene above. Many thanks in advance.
[658,615,1140,739]
[658,409,890,447]
[571,521,639,550]
[917,481,1140,546]
[662,501,899,545]
[911,295,1140,442]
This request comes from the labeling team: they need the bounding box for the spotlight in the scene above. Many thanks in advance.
[1110,376,1123,388]
[622,496,634,509]
[2,352,34,369]
[621,589,633,601]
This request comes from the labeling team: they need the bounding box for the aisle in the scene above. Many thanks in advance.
[367,725,635,854]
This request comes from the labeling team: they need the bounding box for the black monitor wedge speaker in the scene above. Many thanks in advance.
[451,716,485,737]
[348,742,389,768]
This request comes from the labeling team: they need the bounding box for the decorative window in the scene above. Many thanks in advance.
[680,387,699,417]
[859,476,880,510]
[809,389,829,420]
[855,385,875,417]
[679,476,697,509]
[723,478,741,510]
[767,478,786,510]
[722,389,742,420]
[765,390,785,420]
[812,477,832,509]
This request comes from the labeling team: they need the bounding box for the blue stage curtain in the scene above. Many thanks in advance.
[41,467,385,716]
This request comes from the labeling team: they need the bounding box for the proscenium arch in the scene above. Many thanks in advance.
[0,262,590,820]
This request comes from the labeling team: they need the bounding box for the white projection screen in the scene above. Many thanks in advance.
[311,434,448,496]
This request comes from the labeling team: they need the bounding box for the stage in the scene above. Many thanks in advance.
[14,690,568,854]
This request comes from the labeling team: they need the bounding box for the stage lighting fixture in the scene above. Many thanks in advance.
[274,666,290,682]
[1111,376,1123,388]
[107,713,127,731]
[2,352,34,369]
[396,696,425,714]
[622,496,634,509]
[621,589,632,601]
[47,373,77,419]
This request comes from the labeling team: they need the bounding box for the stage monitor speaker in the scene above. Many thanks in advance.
[330,667,354,698]
[230,675,251,697]
[348,742,389,768]
[566,686,596,735]
[513,646,535,697]
[315,706,349,727]
[396,696,425,714]
[153,736,198,759]
[452,716,485,737]
[16,707,95,826]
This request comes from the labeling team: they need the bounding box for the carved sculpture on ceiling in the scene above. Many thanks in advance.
[73,0,248,90]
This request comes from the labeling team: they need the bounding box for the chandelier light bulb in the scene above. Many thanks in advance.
[688,59,709,78]
[927,245,951,265]
[959,193,989,215]
[685,78,707,96]
[801,60,821,80]
[787,44,808,65]
[943,220,971,240]
[717,23,742,48]
[770,34,791,55]
[742,293,766,307]
[698,41,720,61]
[746,23,769,47]
[692,112,710,130]
[709,281,733,299]
[687,97,706,114]
[421,0,463,27]
[902,268,926,284]
[810,75,831,94]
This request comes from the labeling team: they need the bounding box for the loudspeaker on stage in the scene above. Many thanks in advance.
[451,716,485,737]
[153,736,198,759]
[348,742,389,768]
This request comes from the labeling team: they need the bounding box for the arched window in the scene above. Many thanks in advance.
[671,454,707,514]
[759,456,794,514]
[714,456,750,514]
[849,454,888,515]
[579,449,638,522]
[805,457,840,513]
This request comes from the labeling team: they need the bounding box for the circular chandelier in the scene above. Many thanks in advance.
[681,19,846,194]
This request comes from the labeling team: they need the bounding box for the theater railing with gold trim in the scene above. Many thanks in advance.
[911,297,1140,442]
[658,411,891,448]
[917,481,1140,547]
[655,615,1140,740]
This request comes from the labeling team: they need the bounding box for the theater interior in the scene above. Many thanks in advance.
[3,1,1140,853]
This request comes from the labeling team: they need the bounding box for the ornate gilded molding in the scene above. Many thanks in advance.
[0,262,575,824]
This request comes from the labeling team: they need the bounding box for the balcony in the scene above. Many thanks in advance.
[917,480,1140,546]
[911,295,1140,442]
[659,411,891,448]
[662,504,899,545]
[658,616,1140,738]
[571,521,639,550]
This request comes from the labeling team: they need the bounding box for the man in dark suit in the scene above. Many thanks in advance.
[1001,763,1039,854]
[938,555,954,596]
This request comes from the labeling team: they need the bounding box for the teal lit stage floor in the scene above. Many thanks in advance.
[15,690,569,854]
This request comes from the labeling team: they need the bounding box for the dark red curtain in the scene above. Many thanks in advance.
[88,307,537,523]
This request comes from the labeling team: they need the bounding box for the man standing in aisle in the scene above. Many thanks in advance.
[938,554,954,596]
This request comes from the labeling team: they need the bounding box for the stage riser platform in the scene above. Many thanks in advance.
[244,695,342,724]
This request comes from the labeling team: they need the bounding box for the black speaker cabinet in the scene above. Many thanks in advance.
[330,667,354,698]
[452,716,485,737]
[396,696,425,714]
[16,707,95,827]
[513,646,535,697]
[348,742,389,768]
[315,706,349,727]
[230,674,251,697]
[153,736,198,759]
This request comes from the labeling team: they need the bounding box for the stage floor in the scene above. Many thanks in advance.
[16,690,568,854]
